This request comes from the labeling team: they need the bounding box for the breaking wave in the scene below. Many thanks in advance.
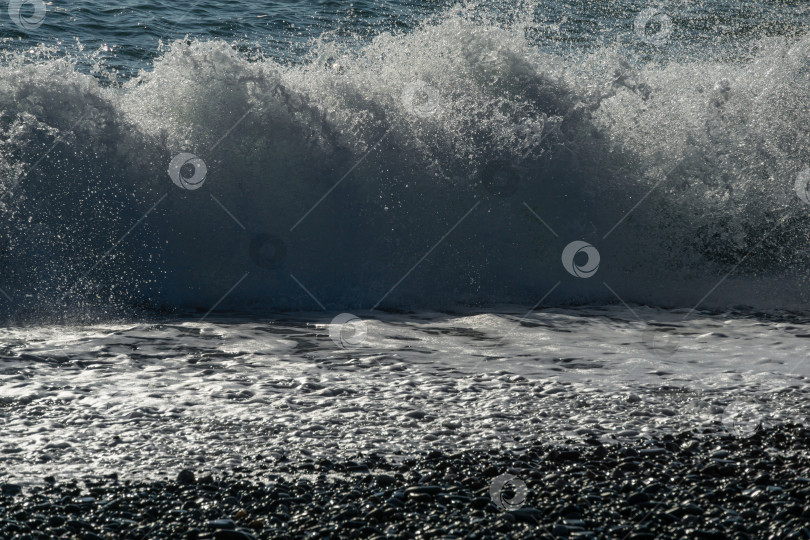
[2,4,810,318]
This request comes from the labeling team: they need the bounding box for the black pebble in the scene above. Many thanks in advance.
[177,469,196,485]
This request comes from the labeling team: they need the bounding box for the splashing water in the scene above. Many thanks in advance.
[2,1,810,320]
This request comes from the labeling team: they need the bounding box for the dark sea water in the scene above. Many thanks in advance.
[2,0,810,315]
[2,0,810,484]
[3,1,810,75]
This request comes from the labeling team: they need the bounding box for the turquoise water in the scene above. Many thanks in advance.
[2,0,452,75]
[2,1,809,76]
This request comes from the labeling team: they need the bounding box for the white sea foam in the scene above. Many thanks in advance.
[2,6,810,317]
[0,307,808,482]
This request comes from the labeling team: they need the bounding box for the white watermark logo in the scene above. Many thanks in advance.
[479,160,521,197]
[722,401,766,438]
[168,153,208,190]
[634,7,672,46]
[489,473,527,511]
[8,0,46,31]
[561,241,600,278]
[401,80,439,118]
[249,234,286,270]
[642,324,680,357]
[329,313,367,348]
[794,167,810,205]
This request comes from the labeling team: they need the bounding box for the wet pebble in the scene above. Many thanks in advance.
[1,425,808,539]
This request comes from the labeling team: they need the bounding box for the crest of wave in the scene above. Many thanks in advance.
[2,4,810,319]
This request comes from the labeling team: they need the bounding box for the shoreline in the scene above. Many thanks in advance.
[2,425,808,539]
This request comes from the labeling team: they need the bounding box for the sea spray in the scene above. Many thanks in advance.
[2,4,810,317]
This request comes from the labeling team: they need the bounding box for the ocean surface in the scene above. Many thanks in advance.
[2,0,810,482]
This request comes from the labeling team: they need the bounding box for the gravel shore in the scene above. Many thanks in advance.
[2,424,809,539]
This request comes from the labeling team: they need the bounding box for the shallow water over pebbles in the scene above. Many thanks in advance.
[2,306,809,483]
